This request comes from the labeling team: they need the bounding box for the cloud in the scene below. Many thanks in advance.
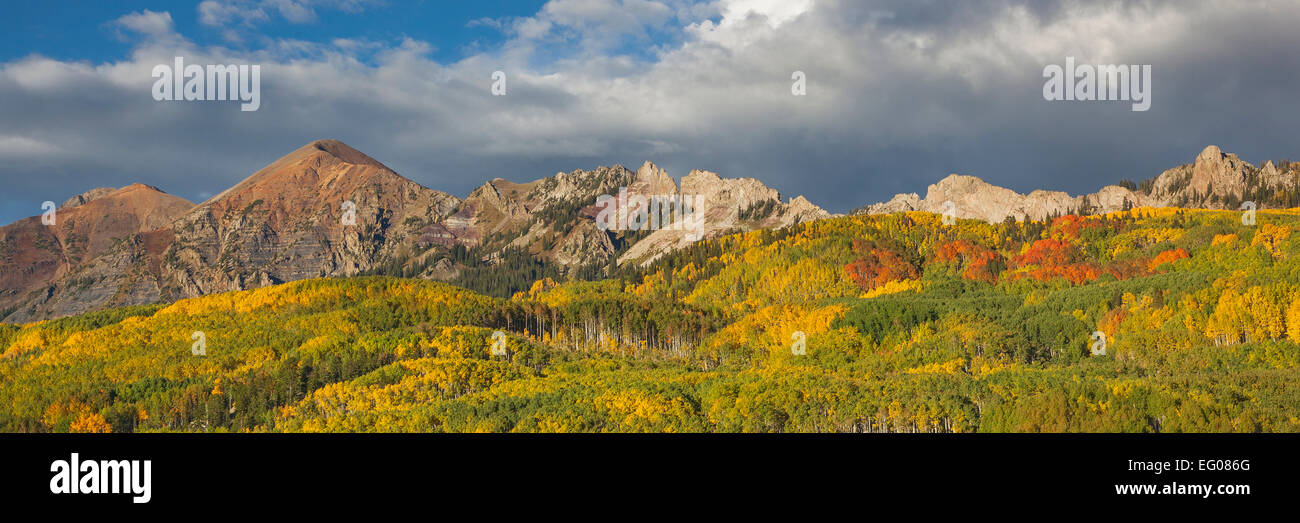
[487,0,689,57]
[1,0,1300,226]
[198,0,381,41]
[0,136,63,158]
[198,0,269,27]
[111,10,178,40]
[717,0,814,27]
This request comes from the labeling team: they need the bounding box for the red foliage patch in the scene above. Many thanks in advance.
[1015,238,1080,268]
[846,240,919,290]
[933,239,1003,284]
[1016,263,1102,284]
[1147,248,1190,271]
[1050,214,1101,240]
[1012,238,1101,284]
[1103,258,1149,280]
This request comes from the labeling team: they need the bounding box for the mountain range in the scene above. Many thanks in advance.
[861,145,1298,222]
[0,140,827,322]
[1,141,1295,323]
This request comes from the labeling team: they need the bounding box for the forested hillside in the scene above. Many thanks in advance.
[3,207,1299,432]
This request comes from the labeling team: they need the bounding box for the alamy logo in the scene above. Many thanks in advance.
[152,57,261,111]
[341,200,357,226]
[1043,57,1151,112]
[595,188,705,242]
[191,331,206,356]
[491,71,507,96]
[41,201,56,225]
[50,453,152,504]
[941,200,957,226]
[791,331,807,355]
[1091,331,1108,356]
[490,330,507,356]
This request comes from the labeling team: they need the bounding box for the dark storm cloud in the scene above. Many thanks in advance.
[1,0,1298,225]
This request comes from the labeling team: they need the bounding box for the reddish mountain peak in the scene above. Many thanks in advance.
[59,184,175,211]
[60,183,194,247]
[200,139,407,209]
[303,139,388,170]
[0,181,194,320]
[115,183,168,194]
[60,187,117,209]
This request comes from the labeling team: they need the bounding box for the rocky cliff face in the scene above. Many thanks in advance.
[440,163,640,267]
[862,174,1138,222]
[618,167,831,266]
[5,140,459,321]
[0,184,193,321]
[1144,145,1288,207]
[860,145,1295,222]
[1,140,828,322]
[440,159,827,268]
[162,139,460,297]
[60,187,118,209]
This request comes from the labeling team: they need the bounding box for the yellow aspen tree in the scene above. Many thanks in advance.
[1287,299,1300,344]
[69,412,112,433]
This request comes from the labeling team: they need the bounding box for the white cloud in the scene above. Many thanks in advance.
[268,0,317,23]
[515,18,554,40]
[198,0,382,41]
[198,0,269,27]
[719,0,814,27]
[685,0,815,49]
[2,58,95,91]
[112,10,177,39]
[500,0,689,56]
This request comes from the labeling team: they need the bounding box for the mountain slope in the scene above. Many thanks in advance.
[5,140,460,322]
[0,184,193,320]
[165,139,461,295]
[618,167,831,266]
[2,140,827,321]
[435,159,827,272]
[860,145,1300,222]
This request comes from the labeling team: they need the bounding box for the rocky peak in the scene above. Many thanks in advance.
[1188,145,1250,196]
[786,195,822,216]
[202,139,401,208]
[469,179,506,203]
[306,139,388,169]
[0,183,194,322]
[1257,160,1294,188]
[1196,144,1224,163]
[860,145,1294,222]
[620,166,828,266]
[634,161,678,194]
[1145,145,1269,206]
[110,139,462,310]
[682,169,723,189]
[868,192,922,214]
[60,187,117,209]
[862,172,1144,222]
[927,174,1019,202]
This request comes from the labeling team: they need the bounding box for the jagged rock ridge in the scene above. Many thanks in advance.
[860,145,1298,222]
[2,141,827,321]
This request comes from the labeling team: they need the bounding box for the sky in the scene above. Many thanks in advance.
[2,0,1299,224]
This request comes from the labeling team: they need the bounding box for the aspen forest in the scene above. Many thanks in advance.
[3,207,1300,433]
